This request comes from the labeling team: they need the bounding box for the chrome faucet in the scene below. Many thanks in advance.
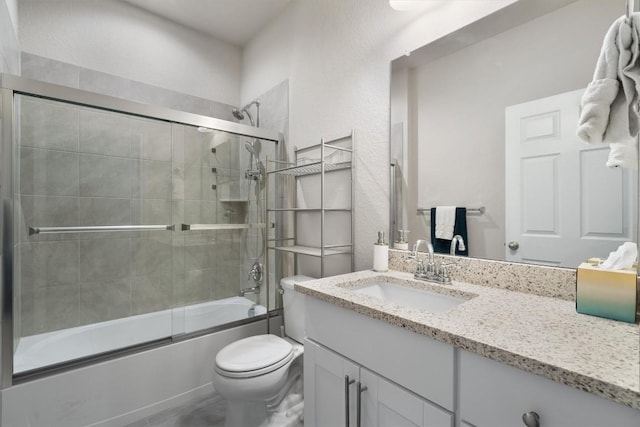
[450,235,466,255]
[410,239,437,280]
[409,239,455,284]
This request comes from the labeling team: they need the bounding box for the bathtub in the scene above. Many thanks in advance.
[14,296,267,374]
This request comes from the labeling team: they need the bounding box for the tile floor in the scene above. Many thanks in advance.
[125,394,226,427]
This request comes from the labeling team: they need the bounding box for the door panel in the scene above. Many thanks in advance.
[505,89,637,267]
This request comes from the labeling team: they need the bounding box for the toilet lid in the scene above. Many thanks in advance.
[216,335,293,374]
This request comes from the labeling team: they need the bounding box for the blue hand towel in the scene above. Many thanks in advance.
[430,207,469,255]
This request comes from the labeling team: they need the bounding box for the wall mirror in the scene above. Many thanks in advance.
[390,0,638,268]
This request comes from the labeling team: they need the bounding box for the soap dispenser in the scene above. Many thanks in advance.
[373,231,389,272]
[395,230,409,250]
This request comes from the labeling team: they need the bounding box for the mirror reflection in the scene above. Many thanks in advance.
[390,0,637,268]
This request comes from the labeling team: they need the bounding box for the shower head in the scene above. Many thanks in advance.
[232,107,255,126]
[231,100,260,127]
[232,108,245,121]
[245,140,257,155]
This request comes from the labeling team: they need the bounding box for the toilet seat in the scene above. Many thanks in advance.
[215,335,293,379]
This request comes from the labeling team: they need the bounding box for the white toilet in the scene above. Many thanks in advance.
[211,275,314,427]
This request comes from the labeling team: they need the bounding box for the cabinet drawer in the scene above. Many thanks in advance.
[459,350,640,427]
[306,297,455,410]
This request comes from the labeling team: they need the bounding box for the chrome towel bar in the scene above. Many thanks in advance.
[417,206,485,215]
[181,223,274,231]
[29,224,175,235]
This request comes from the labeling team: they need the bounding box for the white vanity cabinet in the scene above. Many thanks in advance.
[459,350,640,427]
[304,297,455,427]
[304,339,453,427]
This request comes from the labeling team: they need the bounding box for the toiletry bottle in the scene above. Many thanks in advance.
[395,230,409,250]
[373,231,389,272]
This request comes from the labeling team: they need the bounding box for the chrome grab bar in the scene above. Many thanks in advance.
[29,224,175,235]
[344,375,355,427]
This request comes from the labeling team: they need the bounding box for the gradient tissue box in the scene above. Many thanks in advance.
[576,263,637,323]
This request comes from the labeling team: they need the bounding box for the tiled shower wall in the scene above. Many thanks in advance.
[17,96,250,336]
[16,54,289,336]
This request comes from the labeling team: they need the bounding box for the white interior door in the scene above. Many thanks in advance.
[505,89,637,267]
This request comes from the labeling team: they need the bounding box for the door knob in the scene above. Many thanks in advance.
[508,241,520,250]
[522,411,540,427]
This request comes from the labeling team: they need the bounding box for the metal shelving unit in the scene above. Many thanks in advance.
[267,130,355,277]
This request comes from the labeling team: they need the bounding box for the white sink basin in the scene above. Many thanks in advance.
[352,281,467,313]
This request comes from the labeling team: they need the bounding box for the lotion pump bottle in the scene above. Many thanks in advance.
[373,231,389,272]
[395,230,409,250]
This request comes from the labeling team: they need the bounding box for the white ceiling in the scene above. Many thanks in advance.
[122,0,292,47]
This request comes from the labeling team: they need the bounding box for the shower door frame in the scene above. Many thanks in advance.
[0,73,283,387]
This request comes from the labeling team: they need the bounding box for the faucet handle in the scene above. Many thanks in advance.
[438,263,458,284]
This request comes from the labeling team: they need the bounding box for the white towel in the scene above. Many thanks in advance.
[435,206,456,240]
[607,140,638,168]
[577,15,640,169]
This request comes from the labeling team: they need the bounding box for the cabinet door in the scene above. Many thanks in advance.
[304,338,359,427]
[361,368,453,427]
[460,350,640,427]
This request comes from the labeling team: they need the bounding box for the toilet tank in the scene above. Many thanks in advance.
[281,275,314,343]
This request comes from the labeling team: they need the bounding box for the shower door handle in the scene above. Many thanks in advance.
[344,375,355,427]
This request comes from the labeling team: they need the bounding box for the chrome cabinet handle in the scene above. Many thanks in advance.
[522,411,540,427]
[356,381,368,427]
[344,375,355,427]
[508,241,520,250]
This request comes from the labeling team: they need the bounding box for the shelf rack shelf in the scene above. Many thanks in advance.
[266,130,355,277]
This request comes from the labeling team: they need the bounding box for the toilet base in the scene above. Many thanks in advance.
[222,363,304,427]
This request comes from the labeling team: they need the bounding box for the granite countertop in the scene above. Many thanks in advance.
[295,269,640,410]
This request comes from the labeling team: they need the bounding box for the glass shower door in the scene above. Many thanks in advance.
[13,94,176,373]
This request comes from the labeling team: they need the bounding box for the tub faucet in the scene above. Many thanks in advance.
[450,235,466,255]
[240,285,260,297]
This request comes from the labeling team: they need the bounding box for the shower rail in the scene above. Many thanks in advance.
[28,225,175,235]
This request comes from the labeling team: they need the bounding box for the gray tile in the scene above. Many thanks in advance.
[79,68,133,100]
[132,118,172,161]
[21,53,80,88]
[79,108,133,157]
[20,97,80,151]
[131,236,172,277]
[183,128,209,164]
[32,284,80,334]
[184,165,210,201]
[210,102,237,122]
[184,235,212,271]
[20,241,79,289]
[172,164,185,200]
[80,238,132,282]
[78,278,132,324]
[131,271,173,315]
[19,195,79,231]
[20,148,79,197]
[78,198,131,226]
[184,269,212,304]
[140,160,172,199]
[79,154,132,198]
[172,125,185,164]
[131,199,173,226]
[184,201,214,225]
